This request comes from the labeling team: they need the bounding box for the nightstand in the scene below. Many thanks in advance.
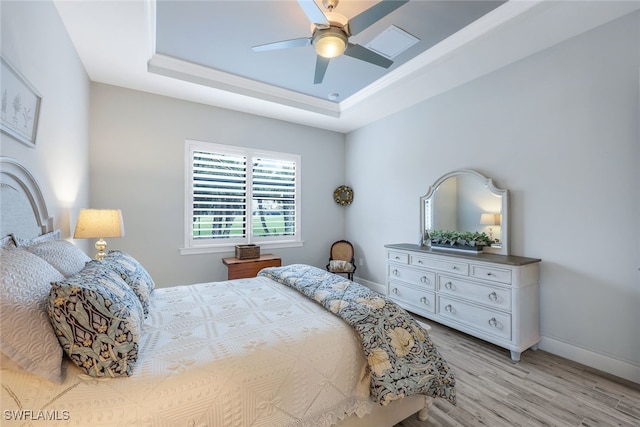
[222,254,282,280]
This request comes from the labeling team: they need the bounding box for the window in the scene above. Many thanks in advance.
[183,140,301,253]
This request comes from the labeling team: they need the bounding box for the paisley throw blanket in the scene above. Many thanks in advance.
[259,264,456,406]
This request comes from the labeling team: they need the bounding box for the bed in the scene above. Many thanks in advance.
[0,157,455,426]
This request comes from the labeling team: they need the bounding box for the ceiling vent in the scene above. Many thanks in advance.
[365,25,419,59]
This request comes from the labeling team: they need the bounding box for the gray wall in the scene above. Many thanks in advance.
[0,0,90,248]
[89,84,346,286]
[345,11,640,381]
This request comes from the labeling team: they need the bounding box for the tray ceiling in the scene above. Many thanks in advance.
[54,0,640,132]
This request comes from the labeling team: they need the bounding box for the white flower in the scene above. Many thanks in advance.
[411,324,426,341]
[330,282,349,290]
[314,290,330,302]
[368,348,392,376]
[388,327,414,357]
[328,299,349,313]
[356,297,386,310]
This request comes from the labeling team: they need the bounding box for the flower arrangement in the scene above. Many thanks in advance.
[427,229,493,250]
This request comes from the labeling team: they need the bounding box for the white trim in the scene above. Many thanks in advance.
[179,240,303,256]
[184,140,301,252]
[148,54,341,118]
[539,335,640,384]
[354,276,387,296]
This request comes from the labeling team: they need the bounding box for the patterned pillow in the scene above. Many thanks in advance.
[0,248,65,383]
[101,250,155,317]
[25,239,91,277]
[48,262,143,377]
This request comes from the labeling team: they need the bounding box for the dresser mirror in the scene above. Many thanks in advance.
[420,169,509,255]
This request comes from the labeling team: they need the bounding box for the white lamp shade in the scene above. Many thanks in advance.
[74,209,125,239]
[480,213,501,226]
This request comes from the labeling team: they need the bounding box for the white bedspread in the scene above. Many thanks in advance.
[1,276,372,426]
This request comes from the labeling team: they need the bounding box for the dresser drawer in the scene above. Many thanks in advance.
[438,275,511,311]
[471,265,512,284]
[389,281,435,314]
[411,255,469,276]
[387,251,409,264]
[388,265,435,289]
[438,296,511,340]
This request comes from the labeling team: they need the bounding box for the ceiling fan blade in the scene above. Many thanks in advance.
[252,37,311,52]
[347,0,409,36]
[297,0,330,26]
[344,43,393,68]
[314,55,330,84]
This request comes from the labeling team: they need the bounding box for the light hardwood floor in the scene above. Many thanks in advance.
[396,320,640,427]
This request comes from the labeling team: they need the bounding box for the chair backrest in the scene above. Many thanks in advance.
[330,240,354,262]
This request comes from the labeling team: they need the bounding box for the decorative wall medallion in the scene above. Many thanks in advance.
[333,185,353,206]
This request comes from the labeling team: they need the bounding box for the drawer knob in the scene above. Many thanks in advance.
[451,265,458,270]
[418,260,424,264]
[486,272,494,276]
[444,282,453,290]
[395,256,401,260]
[392,269,399,276]
[488,317,498,327]
[392,288,399,295]
[488,292,498,301]
[445,304,453,313]
[420,296,429,305]
[420,276,430,284]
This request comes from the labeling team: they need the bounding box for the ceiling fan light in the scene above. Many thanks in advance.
[313,28,347,59]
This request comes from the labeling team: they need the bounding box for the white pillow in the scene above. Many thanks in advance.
[25,239,91,277]
[13,229,61,246]
[329,259,354,272]
[0,235,15,249]
[0,248,65,383]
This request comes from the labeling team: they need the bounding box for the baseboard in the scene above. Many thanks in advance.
[354,276,387,296]
[355,276,639,385]
[539,335,640,384]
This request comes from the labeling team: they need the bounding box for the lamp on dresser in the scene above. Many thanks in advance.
[74,209,125,260]
[480,213,500,241]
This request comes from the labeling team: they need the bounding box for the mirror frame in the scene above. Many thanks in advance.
[420,169,510,255]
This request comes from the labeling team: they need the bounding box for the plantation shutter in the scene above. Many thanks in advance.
[192,150,247,240]
[186,140,300,251]
[251,157,296,238]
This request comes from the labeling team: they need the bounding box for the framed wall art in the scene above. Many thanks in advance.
[1,57,42,147]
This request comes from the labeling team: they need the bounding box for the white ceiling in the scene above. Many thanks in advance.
[54,0,640,133]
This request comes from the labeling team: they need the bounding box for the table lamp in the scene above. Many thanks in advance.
[480,213,500,241]
[74,209,125,260]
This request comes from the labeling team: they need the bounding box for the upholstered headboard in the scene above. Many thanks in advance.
[0,157,53,240]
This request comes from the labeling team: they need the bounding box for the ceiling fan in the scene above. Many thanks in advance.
[252,0,409,84]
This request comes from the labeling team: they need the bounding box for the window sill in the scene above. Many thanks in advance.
[179,241,303,255]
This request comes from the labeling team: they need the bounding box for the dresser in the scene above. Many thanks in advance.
[222,254,281,280]
[385,243,541,361]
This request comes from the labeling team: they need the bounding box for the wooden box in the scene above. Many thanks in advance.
[235,244,260,259]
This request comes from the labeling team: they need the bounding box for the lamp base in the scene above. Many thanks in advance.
[95,238,107,260]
